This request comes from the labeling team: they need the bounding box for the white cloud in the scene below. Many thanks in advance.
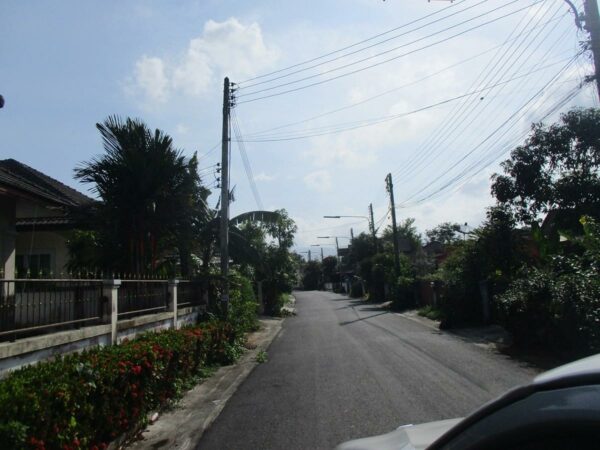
[254,172,276,182]
[303,169,333,192]
[176,123,189,134]
[128,18,278,103]
[133,56,169,103]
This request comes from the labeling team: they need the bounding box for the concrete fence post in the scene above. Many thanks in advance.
[168,279,178,329]
[102,279,120,345]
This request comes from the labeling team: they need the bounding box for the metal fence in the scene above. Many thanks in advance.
[0,279,105,342]
[0,277,211,342]
[117,280,169,320]
[177,280,206,308]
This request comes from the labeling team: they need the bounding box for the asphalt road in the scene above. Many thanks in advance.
[197,291,539,450]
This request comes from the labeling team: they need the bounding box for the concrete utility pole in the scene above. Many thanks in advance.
[368,203,377,252]
[584,0,600,100]
[385,173,401,279]
[220,77,231,312]
[321,247,324,262]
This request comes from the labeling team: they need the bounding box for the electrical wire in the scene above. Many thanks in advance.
[240,13,568,141]
[391,0,561,184]
[239,0,490,90]
[396,55,582,207]
[231,110,264,210]
[237,0,542,104]
[238,0,468,85]
[232,55,574,142]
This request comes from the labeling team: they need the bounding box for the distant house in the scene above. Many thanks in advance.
[0,159,93,278]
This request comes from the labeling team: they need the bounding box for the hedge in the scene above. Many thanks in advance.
[0,320,239,450]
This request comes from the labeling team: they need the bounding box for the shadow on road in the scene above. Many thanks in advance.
[339,311,389,326]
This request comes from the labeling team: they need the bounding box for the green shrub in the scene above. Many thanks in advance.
[497,259,600,356]
[228,273,260,335]
[418,305,445,321]
[350,281,363,298]
[0,320,239,450]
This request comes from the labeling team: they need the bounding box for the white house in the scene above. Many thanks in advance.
[0,159,93,279]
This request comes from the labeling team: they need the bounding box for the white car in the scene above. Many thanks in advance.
[336,353,600,450]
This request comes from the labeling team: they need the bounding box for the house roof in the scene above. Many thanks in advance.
[0,158,93,207]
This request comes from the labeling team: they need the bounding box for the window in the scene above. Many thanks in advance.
[16,253,52,278]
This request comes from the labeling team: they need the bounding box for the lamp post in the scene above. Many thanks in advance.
[324,213,377,251]
[310,244,325,262]
[299,250,311,262]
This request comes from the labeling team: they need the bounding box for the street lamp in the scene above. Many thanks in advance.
[310,244,325,262]
[298,250,311,262]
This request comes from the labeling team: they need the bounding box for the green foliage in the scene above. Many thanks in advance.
[228,272,260,336]
[73,116,210,275]
[492,108,600,227]
[232,209,299,316]
[497,216,600,356]
[350,281,363,298]
[0,321,239,450]
[255,350,268,364]
[321,256,338,282]
[435,206,528,327]
[425,222,462,245]
[418,305,445,321]
[381,218,422,253]
[301,260,321,290]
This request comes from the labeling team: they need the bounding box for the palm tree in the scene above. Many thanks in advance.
[74,116,210,275]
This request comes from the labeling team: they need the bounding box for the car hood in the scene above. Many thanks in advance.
[335,418,463,450]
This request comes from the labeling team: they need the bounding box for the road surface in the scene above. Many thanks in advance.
[197,290,539,450]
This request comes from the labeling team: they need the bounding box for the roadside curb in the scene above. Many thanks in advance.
[395,310,512,351]
[127,317,284,449]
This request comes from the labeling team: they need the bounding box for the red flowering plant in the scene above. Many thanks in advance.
[0,320,237,450]
[0,270,260,450]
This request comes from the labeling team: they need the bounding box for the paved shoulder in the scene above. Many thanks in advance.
[128,318,282,450]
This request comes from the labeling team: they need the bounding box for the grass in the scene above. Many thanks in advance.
[418,305,445,321]
[255,350,268,363]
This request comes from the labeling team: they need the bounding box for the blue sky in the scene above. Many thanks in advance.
[2,0,597,257]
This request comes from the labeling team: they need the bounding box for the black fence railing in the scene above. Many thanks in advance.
[177,280,206,308]
[117,280,169,320]
[0,279,105,342]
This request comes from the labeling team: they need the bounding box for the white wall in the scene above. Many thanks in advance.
[15,230,70,276]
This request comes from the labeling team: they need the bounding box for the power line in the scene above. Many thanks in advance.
[392,0,560,184]
[238,0,523,98]
[237,0,468,85]
[241,13,568,141]
[239,0,491,90]
[237,0,542,104]
[396,55,582,207]
[231,110,264,210]
[233,56,574,143]
[399,84,583,208]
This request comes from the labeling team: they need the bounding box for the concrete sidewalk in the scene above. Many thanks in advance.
[127,317,283,450]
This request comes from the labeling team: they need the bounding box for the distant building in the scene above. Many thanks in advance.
[0,159,93,278]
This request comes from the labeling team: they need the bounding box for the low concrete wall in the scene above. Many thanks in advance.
[0,306,205,377]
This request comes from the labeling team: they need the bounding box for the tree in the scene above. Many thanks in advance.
[74,116,210,274]
[382,218,422,253]
[229,209,299,315]
[492,108,600,229]
[321,256,338,282]
[425,222,462,245]
[302,260,322,290]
